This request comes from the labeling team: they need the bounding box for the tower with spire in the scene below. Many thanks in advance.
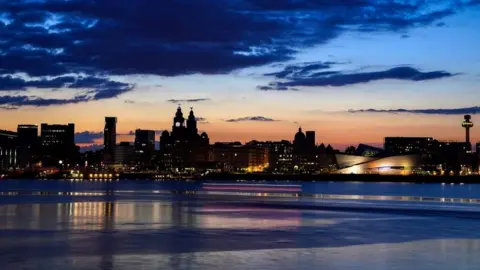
[187,107,198,136]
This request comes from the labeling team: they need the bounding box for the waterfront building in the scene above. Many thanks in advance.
[335,154,421,175]
[17,124,39,168]
[103,117,117,164]
[212,143,269,172]
[0,130,17,170]
[247,140,294,173]
[159,106,210,171]
[40,123,77,167]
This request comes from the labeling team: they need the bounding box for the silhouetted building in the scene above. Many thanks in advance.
[159,106,210,171]
[438,141,472,174]
[293,127,317,154]
[305,131,315,150]
[103,117,117,164]
[40,123,77,166]
[293,127,306,153]
[115,142,134,165]
[17,124,38,168]
[292,128,337,173]
[384,137,436,155]
[134,129,155,166]
[0,130,17,170]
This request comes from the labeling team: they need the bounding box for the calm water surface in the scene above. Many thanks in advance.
[1,179,480,270]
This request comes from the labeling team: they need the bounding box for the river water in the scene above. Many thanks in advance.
[2,180,480,269]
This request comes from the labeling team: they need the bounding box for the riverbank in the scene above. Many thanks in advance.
[3,172,480,183]
[200,173,480,183]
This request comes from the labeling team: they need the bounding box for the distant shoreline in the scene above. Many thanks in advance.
[3,172,480,184]
[200,173,480,184]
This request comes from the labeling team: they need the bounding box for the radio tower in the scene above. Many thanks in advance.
[462,114,474,144]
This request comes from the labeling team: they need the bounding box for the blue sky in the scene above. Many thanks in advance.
[0,0,479,149]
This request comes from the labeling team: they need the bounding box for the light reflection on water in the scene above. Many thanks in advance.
[3,182,480,269]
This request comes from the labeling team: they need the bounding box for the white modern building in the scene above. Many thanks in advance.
[334,154,421,175]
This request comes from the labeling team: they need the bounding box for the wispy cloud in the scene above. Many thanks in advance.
[348,106,480,115]
[195,117,209,123]
[166,98,211,103]
[225,116,280,122]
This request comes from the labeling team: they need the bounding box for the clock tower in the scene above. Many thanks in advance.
[172,105,185,130]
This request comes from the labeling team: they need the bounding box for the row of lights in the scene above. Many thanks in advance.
[88,173,120,179]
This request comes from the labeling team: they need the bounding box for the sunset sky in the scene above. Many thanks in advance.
[1,0,480,150]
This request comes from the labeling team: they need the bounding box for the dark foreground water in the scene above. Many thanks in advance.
[2,180,480,270]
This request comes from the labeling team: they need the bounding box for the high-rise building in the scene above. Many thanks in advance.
[40,123,77,166]
[17,124,38,168]
[134,129,155,165]
[0,130,17,170]
[103,117,117,164]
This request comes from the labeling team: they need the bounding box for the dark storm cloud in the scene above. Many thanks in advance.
[75,131,103,144]
[348,106,480,115]
[166,98,211,103]
[0,0,471,79]
[225,116,279,122]
[259,66,456,90]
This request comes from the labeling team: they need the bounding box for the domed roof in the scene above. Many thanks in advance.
[161,130,170,137]
[201,132,209,138]
[294,127,305,141]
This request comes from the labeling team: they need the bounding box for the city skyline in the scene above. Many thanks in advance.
[2,106,476,153]
[1,1,480,149]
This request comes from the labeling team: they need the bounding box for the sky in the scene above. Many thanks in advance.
[1,0,480,151]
